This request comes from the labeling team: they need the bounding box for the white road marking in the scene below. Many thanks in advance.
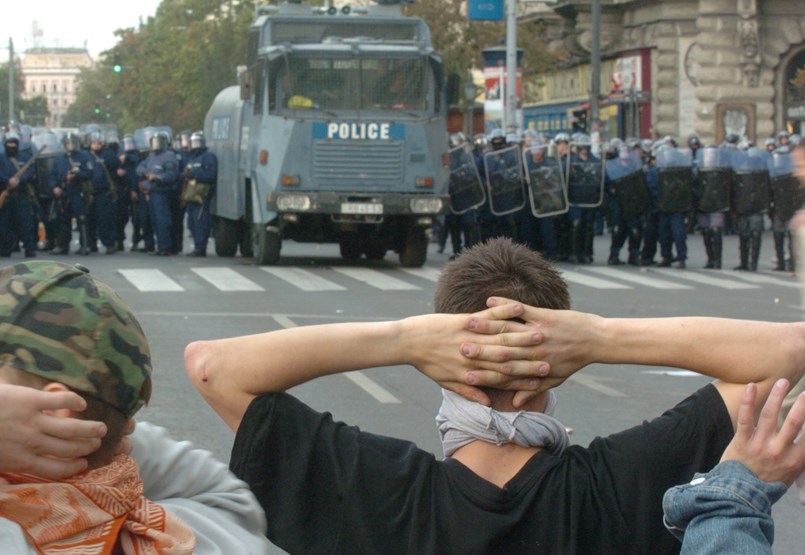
[192,267,264,291]
[568,374,627,397]
[333,267,421,290]
[261,267,346,291]
[400,266,442,282]
[643,370,703,377]
[652,268,759,290]
[560,270,632,290]
[118,269,184,292]
[726,271,799,288]
[586,267,692,289]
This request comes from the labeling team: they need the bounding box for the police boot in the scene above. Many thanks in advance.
[582,221,595,263]
[749,231,761,272]
[702,228,715,269]
[567,223,582,264]
[773,231,786,271]
[711,228,723,270]
[733,235,749,271]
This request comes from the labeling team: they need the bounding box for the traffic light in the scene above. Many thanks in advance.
[94,104,101,115]
[113,54,122,73]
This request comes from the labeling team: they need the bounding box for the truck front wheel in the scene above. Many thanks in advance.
[399,227,428,268]
[252,224,281,265]
[214,217,240,257]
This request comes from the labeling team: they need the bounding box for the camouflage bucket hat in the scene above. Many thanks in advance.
[0,261,151,418]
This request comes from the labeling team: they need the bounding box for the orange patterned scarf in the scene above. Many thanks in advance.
[0,454,196,555]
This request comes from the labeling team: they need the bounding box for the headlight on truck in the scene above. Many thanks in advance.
[276,193,311,211]
[409,197,443,214]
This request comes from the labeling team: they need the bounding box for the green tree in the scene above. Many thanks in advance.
[0,62,50,125]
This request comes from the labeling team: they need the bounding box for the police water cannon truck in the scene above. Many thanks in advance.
[205,0,449,266]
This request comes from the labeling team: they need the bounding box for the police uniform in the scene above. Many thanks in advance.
[0,135,37,257]
[183,132,217,256]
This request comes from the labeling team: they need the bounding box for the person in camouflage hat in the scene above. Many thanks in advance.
[0,260,152,420]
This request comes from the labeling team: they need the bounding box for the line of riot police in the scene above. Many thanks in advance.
[443,128,804,272]
[0,124,217,259]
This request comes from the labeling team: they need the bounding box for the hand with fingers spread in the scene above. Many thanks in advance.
[0,384,106,479]
[722,379,805,486]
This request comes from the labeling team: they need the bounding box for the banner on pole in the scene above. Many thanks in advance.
[469,0,504,21]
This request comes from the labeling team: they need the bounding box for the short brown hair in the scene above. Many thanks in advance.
[434,238,570,314]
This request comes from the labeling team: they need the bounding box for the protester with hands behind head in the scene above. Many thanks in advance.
[185,237,805,554]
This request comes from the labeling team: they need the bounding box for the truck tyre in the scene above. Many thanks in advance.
[399,228,428,267]
[215,217,240,257]
[363,240,387,261]
[239,222,253,258]
[339,239,362,261]
[253,224,281,265]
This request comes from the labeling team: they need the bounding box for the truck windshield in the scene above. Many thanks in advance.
[277,57,430,114]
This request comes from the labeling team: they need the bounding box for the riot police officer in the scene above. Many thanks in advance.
[183,131,217,256]
[49,133,93,255]
[0,132,38,257]
[137,132,180,256]
[86,132,120,254]
[565,135,601,264]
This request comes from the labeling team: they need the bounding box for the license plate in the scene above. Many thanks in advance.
[341,202,383,215]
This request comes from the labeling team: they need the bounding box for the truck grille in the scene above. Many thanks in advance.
[313,141,404,189]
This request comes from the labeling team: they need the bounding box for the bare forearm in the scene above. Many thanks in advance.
[595,317,805,386]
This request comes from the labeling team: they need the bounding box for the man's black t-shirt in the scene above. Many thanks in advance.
[230,384,732,554]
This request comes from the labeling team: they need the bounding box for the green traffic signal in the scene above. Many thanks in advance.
[113,54,122,73]
[113,64,122,73]
[94,104,101,114]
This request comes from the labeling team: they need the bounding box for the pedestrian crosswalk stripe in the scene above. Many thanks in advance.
[651,268,759,289]
[400,267,442,282]
[118,269,184,292]
[332,267,422,290]
[726,271,800,288]
[345,371,401,403]
[586,267,693,290]
[261,267,346,291]
[191,267,265,291]
[560,270,632,290]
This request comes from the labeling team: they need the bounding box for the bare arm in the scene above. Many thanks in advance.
[185,304,546,431]
[461,298,805,425]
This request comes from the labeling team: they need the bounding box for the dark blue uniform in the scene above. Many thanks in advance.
[184,146,218,254]
[137,148,180,255]
[0,149,37,257]
[88,147,120,252]
[49,150,93,254]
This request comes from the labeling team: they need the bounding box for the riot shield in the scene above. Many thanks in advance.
[731,149,770,215]
[483,146,526,216]
[31,131,65,198]
[565,151,605,208]
[606,148,650,221]
[769,151,805,222]
[695,147,731,213]
[655,147,693,212]
[523,145,568,218]
[448,145,485,214]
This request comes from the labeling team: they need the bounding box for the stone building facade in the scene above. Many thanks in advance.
[521,0,805,144]
[20,48,93,127]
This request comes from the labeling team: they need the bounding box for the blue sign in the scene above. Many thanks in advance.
[313,122,405,141]
[469,0,504,21]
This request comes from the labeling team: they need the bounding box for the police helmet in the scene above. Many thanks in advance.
[777,130,790,142]
[687,136,701,148]
[489,128,507,149]
[790,134,802,146]
[625,137,641,150]
[190,131,206,150]
[640,139,653,153]
[4,131,20,145]
[505,132,521,145]
[554,132,570,144]
[6,121,20,134]
[63,132,82,153]
[449,132,467,148]
[150,132,169,152]
[19,125,33,141]
[106,133,119,146]
[663,135,678,148]
[180,129,192,150]
[473,133,488,150]
[764,137,777,148]
[89,131,104,146]
[122,134,137,152]
[575,134,592,147]
[724,133,741,145]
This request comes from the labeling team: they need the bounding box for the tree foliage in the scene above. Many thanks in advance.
[22,0,556,132]
[0,63,49,126]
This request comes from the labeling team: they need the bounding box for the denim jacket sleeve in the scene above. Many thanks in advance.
[662,460,788,555]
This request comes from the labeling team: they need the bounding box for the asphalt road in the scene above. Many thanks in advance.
[19,228,804,554]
